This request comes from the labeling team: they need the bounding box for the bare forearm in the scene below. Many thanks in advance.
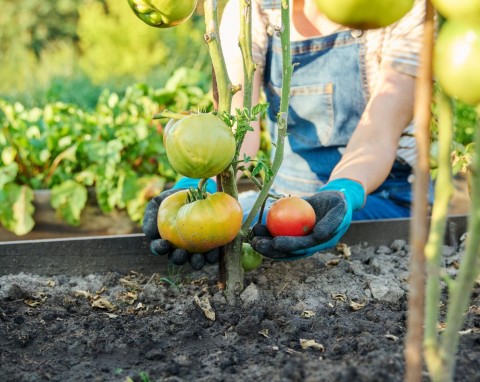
[331,69,416,194]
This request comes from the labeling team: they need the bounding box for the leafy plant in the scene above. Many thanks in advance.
[0,67,212,236]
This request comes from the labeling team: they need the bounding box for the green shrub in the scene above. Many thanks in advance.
[0,68,213,235]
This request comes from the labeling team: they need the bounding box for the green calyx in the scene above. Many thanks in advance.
[186,179,209,203]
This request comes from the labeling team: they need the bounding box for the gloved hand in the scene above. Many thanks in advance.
[250,178,365,260]
[143,177,218,269]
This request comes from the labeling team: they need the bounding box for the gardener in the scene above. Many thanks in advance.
[143,0,431,264]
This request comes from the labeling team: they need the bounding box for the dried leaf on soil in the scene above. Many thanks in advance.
[384,334,399,341]
[91,297,117,312]
[349,300,366,311]
[300,339,325,351]
[120,291,138,305]
[326,259,340,267]
[336,242,351,258]
[75,290,93,299]
[301,310,316,318]
[331,293,346,302]
[120,278,142,291]
[24,292,48,307]
[194,294,215,321]
[259,329,269,338]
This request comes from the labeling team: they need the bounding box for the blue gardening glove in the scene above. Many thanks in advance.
[143,177,218,269]
[250,178,365,260]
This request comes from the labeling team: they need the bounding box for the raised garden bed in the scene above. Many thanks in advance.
[1,216,478,381]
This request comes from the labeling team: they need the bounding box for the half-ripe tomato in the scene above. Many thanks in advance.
[314,0,414,29]
[431,0,480,23]
[157,190,190,249]
[175,192,243,253]
[127,0,197,28]
[164,113,236,179]
[434,21,480,106]
[266,197,316,237]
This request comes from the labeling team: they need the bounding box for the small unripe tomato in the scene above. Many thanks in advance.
[127,0,197,28]
[434,21,480,106]
[431,0,480,23]
[266,197,316,237]
[314,0,414,30]
[241,243,263,272]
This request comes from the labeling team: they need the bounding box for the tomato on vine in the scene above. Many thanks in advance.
[314,0,414,30]
[127,0,197,28]
[158,187,243,253]
[242,243,263,272]
[434,21,480,106]
[164,113,236,179]
[431,0,480,23]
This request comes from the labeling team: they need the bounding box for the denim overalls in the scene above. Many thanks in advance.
[239,0,423,221]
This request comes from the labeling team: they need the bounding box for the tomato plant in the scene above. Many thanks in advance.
[164,113,236,179]
[431,0,480,23]
[158,189,243,253]
[314,0,414,29]
[242,243,263,272]
[434,21,480,106]
[266,197,316,237]
[127,0,197,28]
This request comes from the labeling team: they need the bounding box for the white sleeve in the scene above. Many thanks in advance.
[381,0,427,77]
[220,0,270,70]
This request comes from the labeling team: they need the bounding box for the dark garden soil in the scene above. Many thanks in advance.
[1,239,479,382]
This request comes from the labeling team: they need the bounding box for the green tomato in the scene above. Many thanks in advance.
[164,113,236,179]
[127,0,197,28]
[434,21,480,106]
[314,0,414,29]
[431,0,480,23]
[241,243,263,272]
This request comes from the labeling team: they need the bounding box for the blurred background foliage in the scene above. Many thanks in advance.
[0,0,210,109]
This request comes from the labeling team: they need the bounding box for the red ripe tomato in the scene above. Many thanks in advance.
[266,197,316,237]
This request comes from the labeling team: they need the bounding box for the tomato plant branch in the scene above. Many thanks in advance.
[423,91,454,382]
[239,0,255,110]
[405,1,434,381]
[438,106,480,382]
[241,0,292,234]
[204,0,236,115]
